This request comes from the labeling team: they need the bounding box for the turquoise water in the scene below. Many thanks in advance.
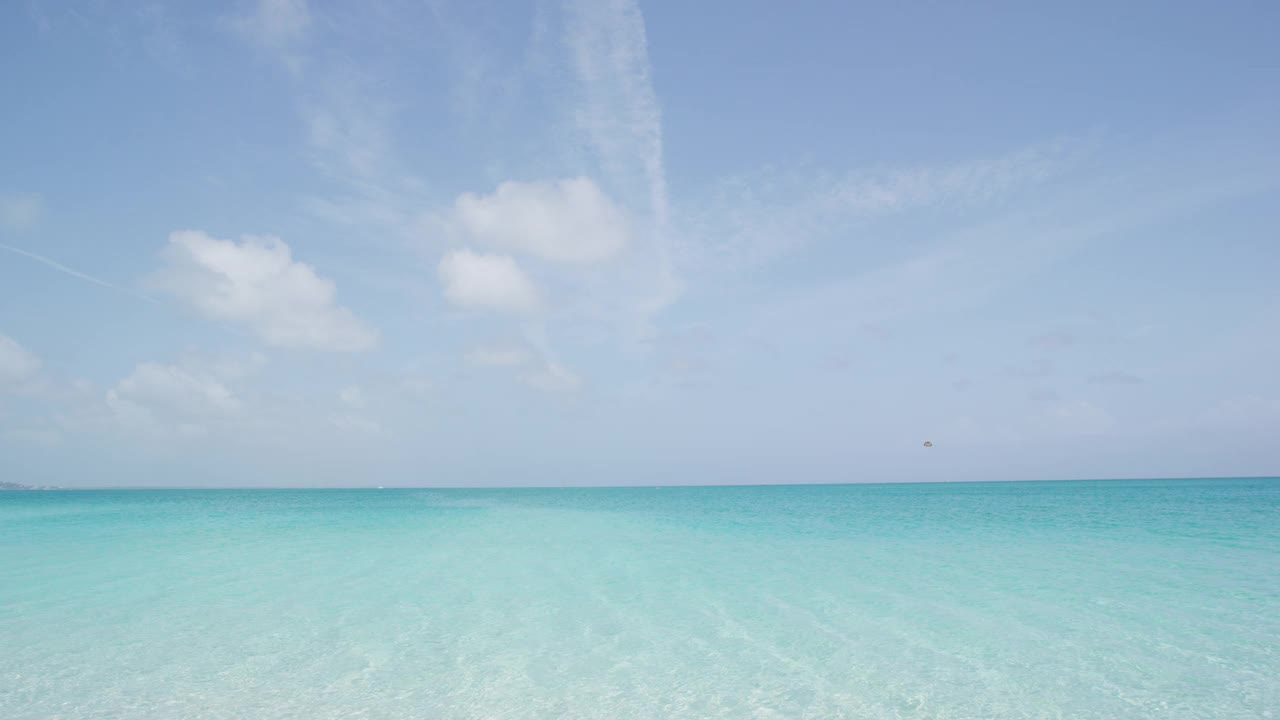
[2,479,1278,719]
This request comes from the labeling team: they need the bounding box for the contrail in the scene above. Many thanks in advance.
[0,242,157,304]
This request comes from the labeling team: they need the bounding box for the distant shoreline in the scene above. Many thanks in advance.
[0,482,63,491]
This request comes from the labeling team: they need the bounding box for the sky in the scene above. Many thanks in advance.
[1,0,1278,487]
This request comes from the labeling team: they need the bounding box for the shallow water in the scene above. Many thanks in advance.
[3,479,1278,719]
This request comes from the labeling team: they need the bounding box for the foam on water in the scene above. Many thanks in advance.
[2,479,1278,719]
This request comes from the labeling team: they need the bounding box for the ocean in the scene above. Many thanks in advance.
[2,478,1278,719]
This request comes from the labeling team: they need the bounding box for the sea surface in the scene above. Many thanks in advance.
[2,479,1278,719]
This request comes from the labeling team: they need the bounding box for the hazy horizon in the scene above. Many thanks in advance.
[7,475,1279,491]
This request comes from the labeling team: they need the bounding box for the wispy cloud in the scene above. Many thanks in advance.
[681,139,1084,272]
[230,0,413,237]
[520,322,582,392]
[563,0,680,320]
[737,122,1279,353]
[0,242,156,302]
[564,0,668,229]
[301,69,396,182]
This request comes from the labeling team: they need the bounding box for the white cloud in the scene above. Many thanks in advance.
[96,352,265,434]
[466,345,531,367]
[0,193,42,231]
[438,249,541,314]
[452,177,629,264]
[0,334,41,388]
[106,361,242,432]
[151,230,377,352]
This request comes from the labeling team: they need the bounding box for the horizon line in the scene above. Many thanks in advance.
[13,475,1279,491]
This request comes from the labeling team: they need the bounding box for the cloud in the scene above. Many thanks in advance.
[110,362,240,413]
[232,0,404,221]
[565,0,668,228]
[466,345,532,367]
[0,334,41,388]
[438,249,541,314]
[151,230,377,352]
[683,139,1081,272]
[823,142,1073,213]
[303,75,395,181]
[52,350,399,449]
[1088,371,1144,386]
[563,0,681,321]
[739,136,1273,365]
[0,193,42,231]
[106,361,242,434]
[452,177,629,264]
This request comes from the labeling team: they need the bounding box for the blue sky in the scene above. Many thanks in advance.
[1,0,1277,487]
